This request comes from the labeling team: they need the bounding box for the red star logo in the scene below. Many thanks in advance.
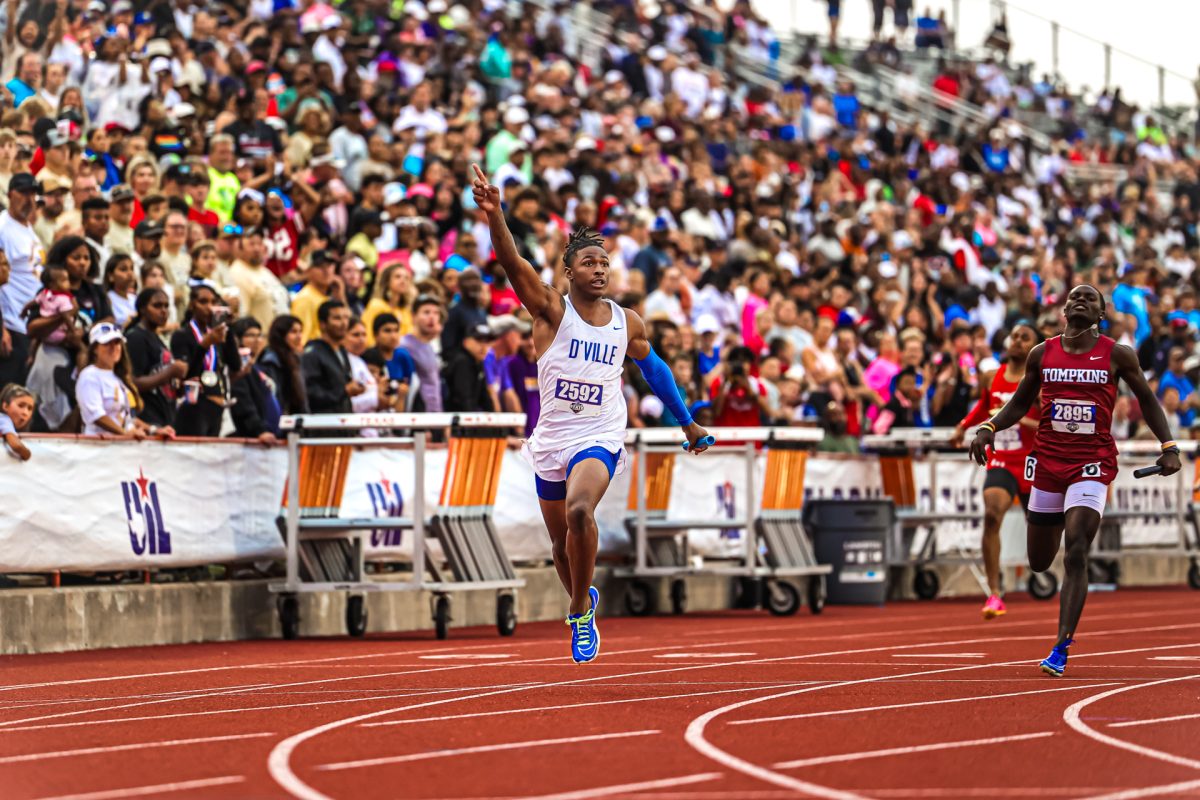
[380,474,391,494]
[135,468,150,500]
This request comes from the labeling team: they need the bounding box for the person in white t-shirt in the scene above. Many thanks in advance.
[75,322,174,439]
[0,173,45,386]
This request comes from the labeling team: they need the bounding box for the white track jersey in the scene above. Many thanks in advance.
[526,297,628,454]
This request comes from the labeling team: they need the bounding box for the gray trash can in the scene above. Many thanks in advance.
[802,499,894,604]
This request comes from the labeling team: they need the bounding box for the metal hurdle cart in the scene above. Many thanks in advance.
[614,427,832,617]
[861,428,1056,601]
[271,412,526,640]
[1092,441,1200,589]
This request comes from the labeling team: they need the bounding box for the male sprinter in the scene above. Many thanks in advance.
[472,165,710,663]
[953,321,1041,619]
[969,285,1180,676]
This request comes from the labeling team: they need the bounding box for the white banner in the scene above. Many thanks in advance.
[0,439,287,572]
[1,439,1188,573]
[1108,462,1184,546]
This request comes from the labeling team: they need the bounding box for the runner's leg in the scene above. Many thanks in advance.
[538,498,571,595]
[564,459,612,616]
[981,485,1013,596]
[1026,486,1065,573]
[1056,505,1102,646]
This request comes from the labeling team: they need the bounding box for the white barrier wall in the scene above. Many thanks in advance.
[0,439,288,572]
[0,439,1185,572]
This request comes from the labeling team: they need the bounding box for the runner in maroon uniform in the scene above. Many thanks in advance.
[969,286,1181,676]
[954,321,1041,619]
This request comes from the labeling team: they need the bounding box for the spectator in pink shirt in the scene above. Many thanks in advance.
[741,268,771,355]
[863,331,902,408]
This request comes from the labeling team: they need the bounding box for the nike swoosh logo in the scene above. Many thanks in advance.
[1089,356,1102,360]
[613,326,623,331]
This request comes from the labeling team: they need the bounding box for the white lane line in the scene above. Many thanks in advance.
[1079,778,1200,800]
[1063,676,1200,771]
[1148,656,1200,661]
[317,729,660,771]
[678,598,1193,639]
[512,772,723,800]
[772,731,1055,769]
[0,732,275,764]
[656,653,756,659]
[28,776,246,800]
[0,683,277,712]
[683,640,1200,800]
[732,682,1118,725]
[0,690,525,734]
[0,638,540,693]
[363,683,814,728]
[892,653,985,658]
[1110,712,1200,728]
[418,654,515,660]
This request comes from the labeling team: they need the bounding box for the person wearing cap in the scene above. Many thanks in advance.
[131,219,164,270]
[441,322,496,413]
[0,173,44,386]
[291,250,344,343]
[485,105,531,178]
[169,280,239,437]
[632,216,674,287]
[75,322,171,439]
[32,173,70,250]
[483,313,529,412]
[36,128,72,188]
[105,184,136,257]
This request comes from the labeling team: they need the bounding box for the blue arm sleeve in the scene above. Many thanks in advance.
[633,347,692,426]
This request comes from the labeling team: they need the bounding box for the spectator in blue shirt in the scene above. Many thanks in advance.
[5,53,40,107]
[832,80,860,130]
[1158,347,1199,427]
[367,313,415,385]
[1112,263,1153,347]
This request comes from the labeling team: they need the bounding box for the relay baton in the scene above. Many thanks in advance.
[682,435,717,452]
[1133,465,1163,479]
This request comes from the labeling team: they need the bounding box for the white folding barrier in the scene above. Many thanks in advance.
[274,412,526,640]
[614,426,831,617]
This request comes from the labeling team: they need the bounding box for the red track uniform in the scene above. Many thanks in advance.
[1029,335,1119,493]
[962,367,1039,495]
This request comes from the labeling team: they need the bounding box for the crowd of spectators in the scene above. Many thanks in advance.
[0,0,1199,460]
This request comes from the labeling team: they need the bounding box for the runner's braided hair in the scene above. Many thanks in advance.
[563,227,605,270]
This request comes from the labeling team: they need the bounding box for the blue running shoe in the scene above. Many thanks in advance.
[589,585,600,654]
[566,608,598,663]
[1040,638,1074,677]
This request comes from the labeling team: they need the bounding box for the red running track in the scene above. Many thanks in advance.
[2,588,1200,800]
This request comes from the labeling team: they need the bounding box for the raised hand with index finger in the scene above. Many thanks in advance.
[471,163,500,215]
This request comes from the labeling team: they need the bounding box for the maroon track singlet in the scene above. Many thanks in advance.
[1029,334,1119,492]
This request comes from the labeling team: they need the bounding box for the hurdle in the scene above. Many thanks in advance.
[860,428,1046,600]
[1092,440,1200,590]
[272,412,526,640]
[614,427,831,617]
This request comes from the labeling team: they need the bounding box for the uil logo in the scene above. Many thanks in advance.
[715,481,739,540]
[120,468,171,556]
[367,474,405,547]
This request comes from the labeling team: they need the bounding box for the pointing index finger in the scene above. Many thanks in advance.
[471,163,486,183]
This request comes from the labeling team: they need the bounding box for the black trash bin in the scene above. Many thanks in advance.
[802,499,894,605]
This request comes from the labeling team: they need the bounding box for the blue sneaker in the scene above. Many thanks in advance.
[1040,638,1074,677]
[589,585,600,653]
[566,587,601,664]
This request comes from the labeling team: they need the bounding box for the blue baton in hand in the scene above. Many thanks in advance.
[682,435,717,452]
